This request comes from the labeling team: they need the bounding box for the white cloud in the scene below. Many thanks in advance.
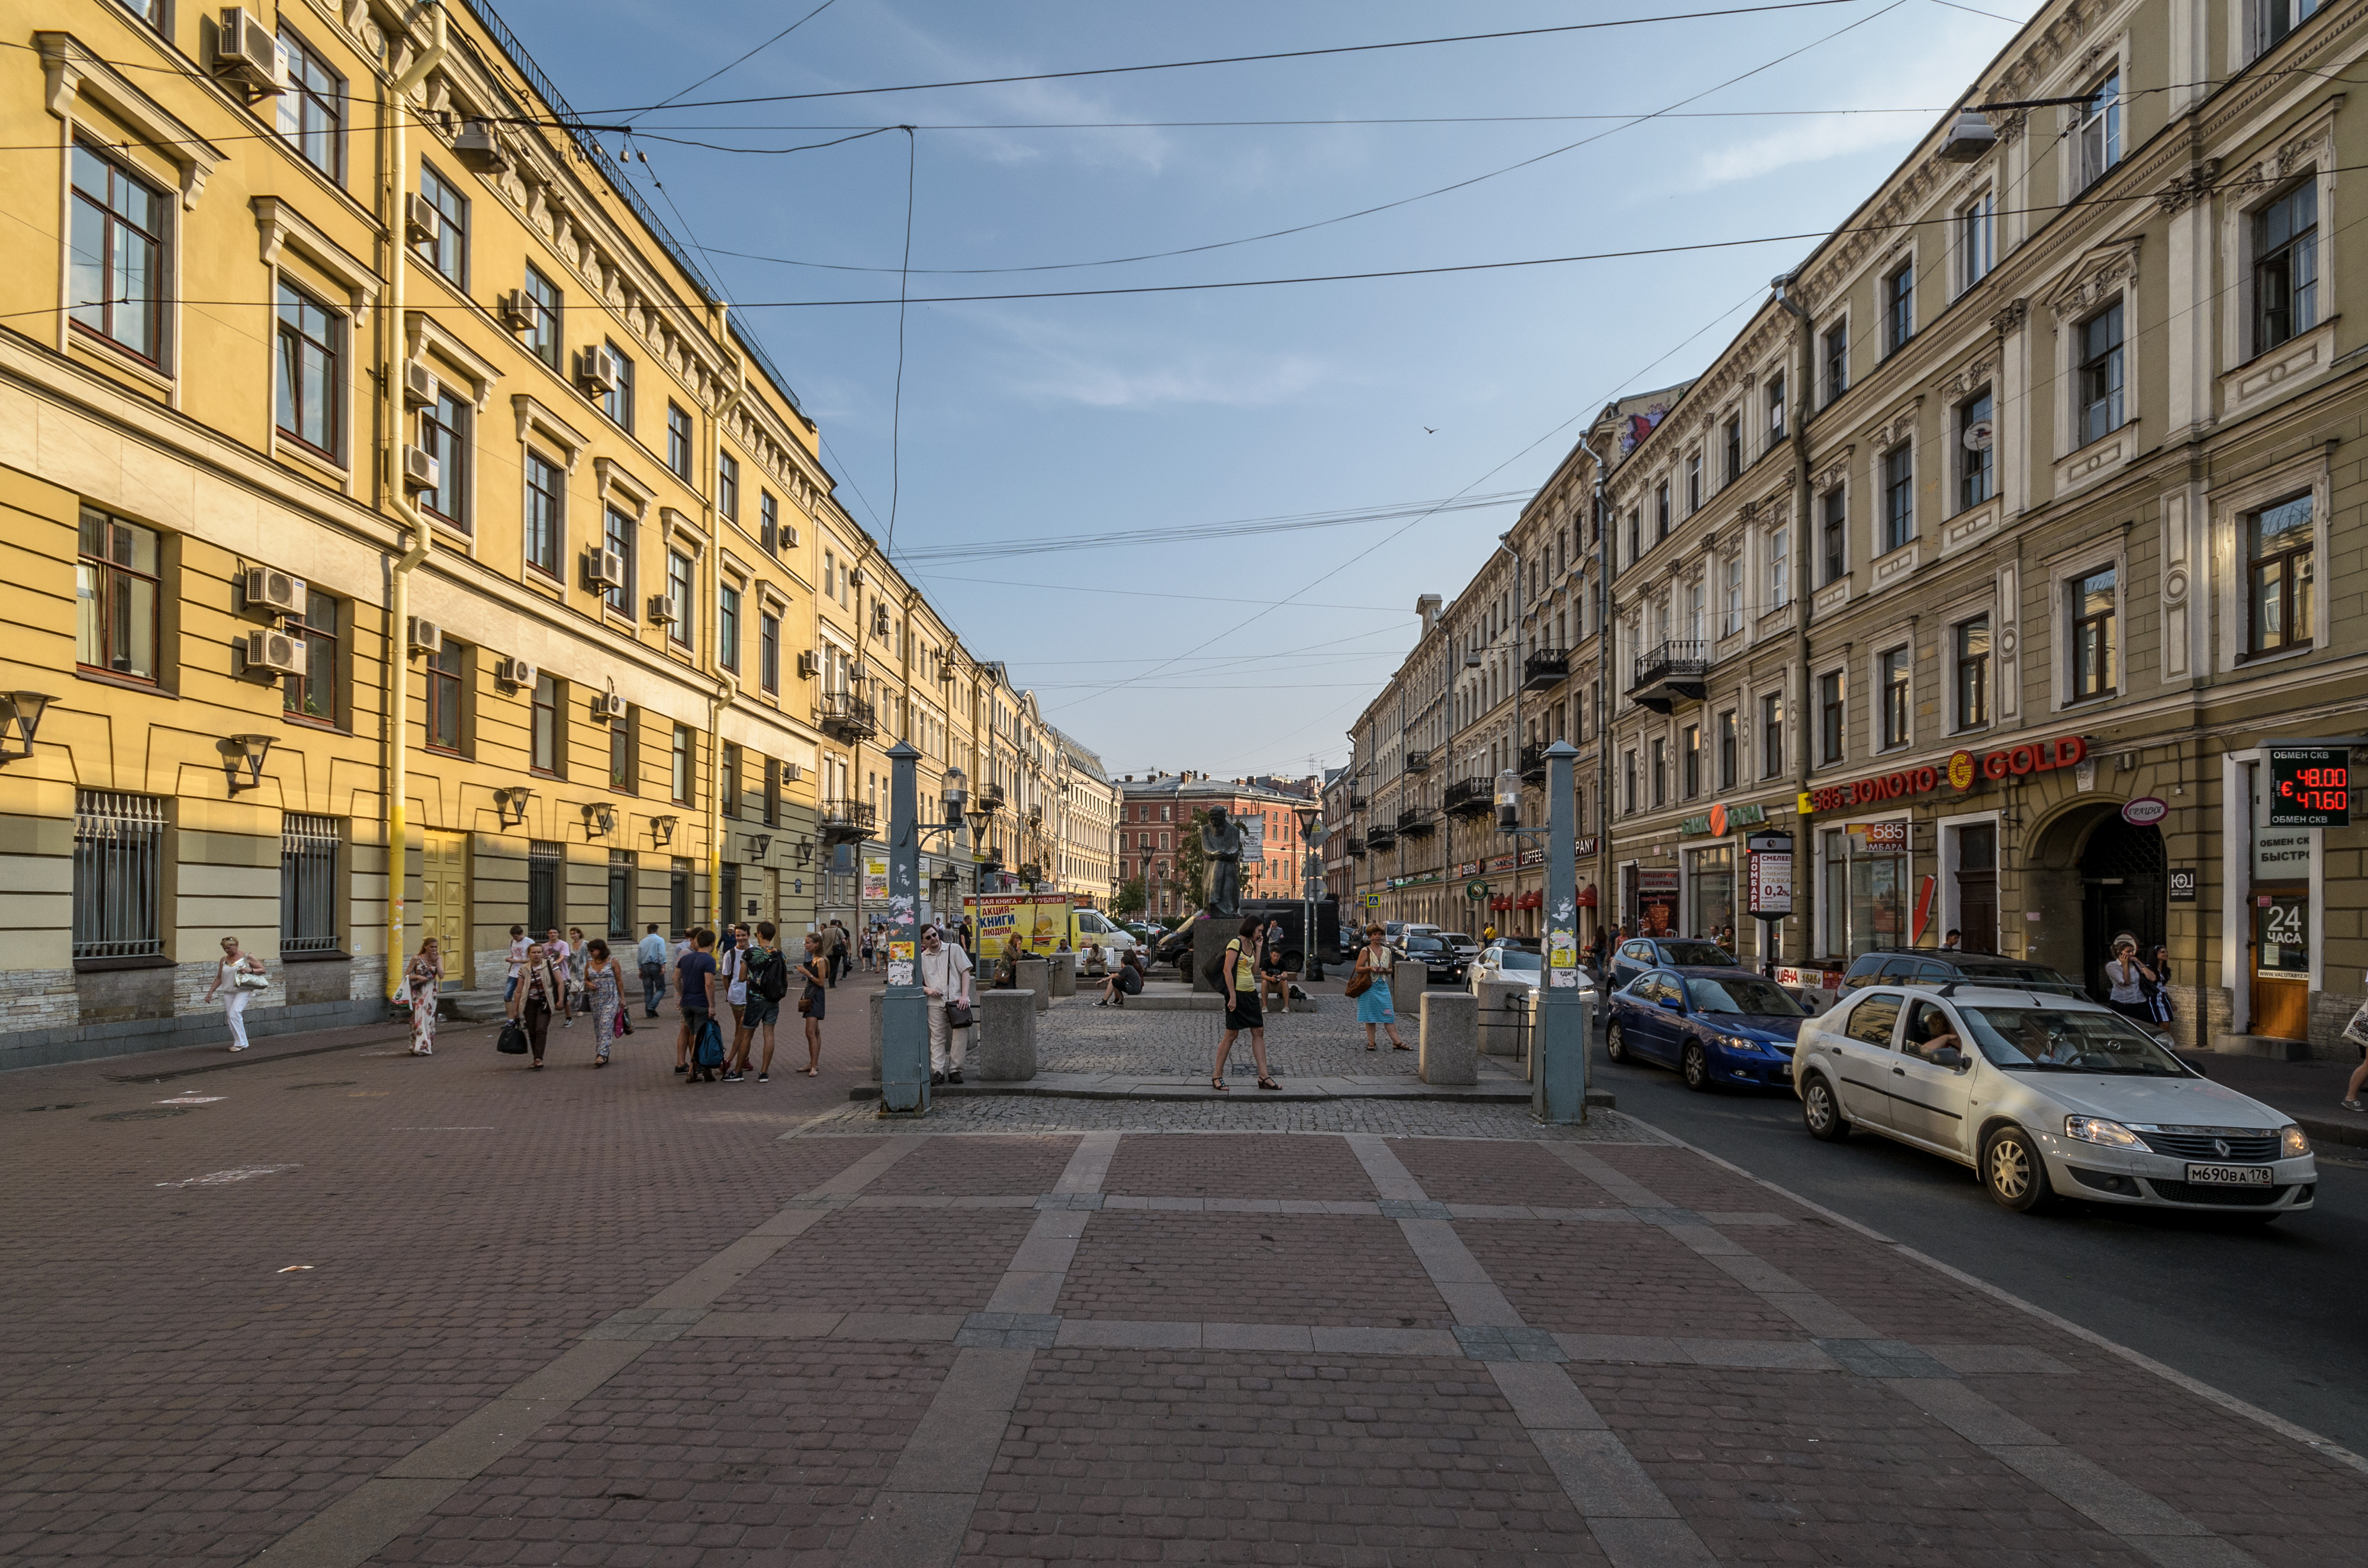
[971,308,1334,409]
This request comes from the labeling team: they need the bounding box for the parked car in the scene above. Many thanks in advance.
[1439,931,1482,965]
[1607,936,1738,992]
[1791,982,2315,1219]
[1604,967,1808,1091]
[1468,943,1542,993]
[1836,949,2084,999]
[1401,931,1465,985]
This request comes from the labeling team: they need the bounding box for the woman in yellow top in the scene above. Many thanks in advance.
[1211,915,1279,1092]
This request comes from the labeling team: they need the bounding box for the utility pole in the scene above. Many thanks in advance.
[877,742,968,1115]
[1500,739,1590,1124]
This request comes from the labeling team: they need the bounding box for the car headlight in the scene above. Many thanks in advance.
[2281,1123,2311,1158]
[1712,1033,1759,1054]
[2063,1115,2145,1150]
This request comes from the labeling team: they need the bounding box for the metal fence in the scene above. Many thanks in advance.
[73,791,164,959]
[281,813,340,954]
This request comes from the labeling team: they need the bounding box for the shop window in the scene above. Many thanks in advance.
[2245,494,2314,655]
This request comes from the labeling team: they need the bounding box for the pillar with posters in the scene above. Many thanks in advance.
[1746,830,1793,969]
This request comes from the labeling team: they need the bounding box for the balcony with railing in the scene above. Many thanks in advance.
[1345,835,1366,857]
[1365,820,1398,851]
[818,798,876,842]
[819,690,879,740]
[1521,647,1571,691]
[1403,749,1431,773]
[1443,777,1495,818]
[1398,807,1437,838]
[1629,639,1709,713]
[1520,742,1548,783]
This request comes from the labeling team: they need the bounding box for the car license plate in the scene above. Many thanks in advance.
[2184,1163,2272,1186]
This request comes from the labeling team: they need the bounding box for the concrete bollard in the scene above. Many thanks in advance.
[1015,958,1050,1012]
[1478,981,1527,1057]
[1050,952,1077,997]
[976,990,1038,1080]
[1394,960,1427,1011]
[1418,990,1478,1086]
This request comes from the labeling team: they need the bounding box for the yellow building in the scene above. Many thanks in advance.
[0,0,1092,1062]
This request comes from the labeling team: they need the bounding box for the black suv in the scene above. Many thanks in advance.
[1400,931,1466,985]
[1835,949,2084,997]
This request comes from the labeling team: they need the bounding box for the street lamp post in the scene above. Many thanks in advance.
[1292,801,1323,983]
[1498,740,1589,1125]
[880,744,967,1115]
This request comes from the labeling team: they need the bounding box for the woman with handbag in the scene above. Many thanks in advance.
[507,936,565,1069]
[920,923,975,1085]
[404,938,443,1056]
[796,932,829,1076]
[583,938,625,1067]
[204,935,268,1052]
[1349,924,1408,1052]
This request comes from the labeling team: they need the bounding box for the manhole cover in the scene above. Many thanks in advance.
[92,1107,192,1122]
[285,1081,356,1090]
[22,1103,86,1112]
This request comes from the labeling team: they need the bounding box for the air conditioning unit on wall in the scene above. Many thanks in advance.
[591,691,626,722]
[407,617,443,655]
[577,345,619,394]
[402,361,440,410]
[796,651,820,680]
[213,8,288,95]
[400,445,440,494]
[404,191,442,246]
[242,627,304,678]
[242,566,305,617]
[584,548,625,591]
[495,656,537,688]
[496,289,535,332]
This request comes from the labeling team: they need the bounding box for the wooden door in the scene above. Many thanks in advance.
[2251,890,2310,1040]
[1955,825,1997,954]
[417,832,470,974]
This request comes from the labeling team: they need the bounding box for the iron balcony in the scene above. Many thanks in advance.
[1398,807,1437,838]
[1520,742,1547,783]
[1443,777,1495,818]
[818,797,876,842]
[1366,822,1399,851]
[1630,638,1710,713]
[819,690,879,740]
[1521,647,1571,692]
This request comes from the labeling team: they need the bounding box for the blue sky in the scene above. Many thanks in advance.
[506,0,2043,778]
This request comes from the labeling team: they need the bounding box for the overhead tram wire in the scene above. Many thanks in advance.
[577,0,1877,115]
[693,0,1910,281]
[644,0,841,111]
[888,491,1532,566]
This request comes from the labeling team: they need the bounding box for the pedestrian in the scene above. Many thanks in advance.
[721,923,752,1081]
[2103,937,2158,1025]
[735,922,789,1081]
[1211,915,1278,1092]
[1940,928,1964,953]
[503,924,529,1003]
[556,927,586,1025]
[796,932,829,1076]
[1260,920,1291,1012]
[920,923,975,1086]
[508,933,565,1069]
[675,929,720,1082]
[826,920,848,986]
[403,936,442,1056]
[1482,922,1497,943]
[204,935,268,1052]
[1351,923,1408,1051]
[993,932,1024,989]
[957,916,973,953]
[581,938,625,1067]
[1097,947,1144,1006]
[636,923,668,1016]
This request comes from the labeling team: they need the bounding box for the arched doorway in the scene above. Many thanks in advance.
[2079,815,2166,1002]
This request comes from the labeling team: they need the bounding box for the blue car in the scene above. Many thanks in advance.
[1606,936,1739,992]
[1604,965,1809,1092]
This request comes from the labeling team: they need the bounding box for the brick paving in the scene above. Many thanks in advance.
[4,995,2367,1567]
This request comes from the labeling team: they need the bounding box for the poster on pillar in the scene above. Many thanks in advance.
[862,856,889,903]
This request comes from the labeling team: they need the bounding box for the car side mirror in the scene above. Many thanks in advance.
[1932,1046,1965,1070]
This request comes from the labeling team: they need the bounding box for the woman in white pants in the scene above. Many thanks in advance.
[204,935,267,1052]
[919,924,974,1086]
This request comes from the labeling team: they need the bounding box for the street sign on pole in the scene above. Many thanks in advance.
[1534,739,1590,1126]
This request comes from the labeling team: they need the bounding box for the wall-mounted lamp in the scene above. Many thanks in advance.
[582,801,615,839]
[220,733,275,795]
[0,691,55,764]
[651,814,679,847]
[794,836,815,867]
[747,834,771,862]
[494,786,536,828]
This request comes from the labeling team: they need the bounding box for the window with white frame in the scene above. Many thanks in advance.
[1767,372,1787,446]
[1957,391,1994,510]
[1881,445,1913,553]
[2077,302,2125,446]
[1723,416,1742,484]
[1822,321,1849,406]
[1765,524,1788,607]
[2257,0,2322,53]
[1953,616,1990,729]
[1879,645,1911,748]
[2068,565,2117,701]
[2076,72,2121,189]
[1686,453,1702,513]
[1820,487,1847,584]
[1883,262,1915,355]
[2244,494,2314,656]
[1759,691,1785,777]
[2253,181,2318,355]
[1958,191,1995,294]
[1722,554,1742,636]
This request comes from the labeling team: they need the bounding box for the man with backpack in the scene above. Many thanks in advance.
[674,929,722,1083]
[730,922,790,1082]
[826,920,850,987]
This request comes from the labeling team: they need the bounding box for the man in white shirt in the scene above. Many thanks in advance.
[919,924,975,1086]
[503,925,529,1003]
[636,924,668,1017]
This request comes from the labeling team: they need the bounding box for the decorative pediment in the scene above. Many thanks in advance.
[253,197,379,325]
[1935,355,1997,404]
[2038,239,2141,320]
[1814,447,1855,493]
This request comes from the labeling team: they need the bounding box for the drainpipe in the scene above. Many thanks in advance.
[707,329,741,930]
[1770,269,1817,973]
[1575,430,1609,951]
[381,5,446,1003]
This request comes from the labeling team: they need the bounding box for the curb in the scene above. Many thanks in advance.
[847,1081,1617,1109]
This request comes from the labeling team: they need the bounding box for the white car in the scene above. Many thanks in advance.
[1468,944,1542,994]
[1791,983,2316,1219]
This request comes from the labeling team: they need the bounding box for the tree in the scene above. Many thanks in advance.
[1177,809,1210,910]
[1112,877,1147,919]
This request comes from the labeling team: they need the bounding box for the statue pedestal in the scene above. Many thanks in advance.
[1192,918,1231,994]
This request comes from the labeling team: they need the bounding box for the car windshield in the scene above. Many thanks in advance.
[1687,976,1804,1016]
[1440,933,1474,946]
[1959,1006,2187,1074]
[1491,949,1542,971]
[1660,941,1735,966]
[1405,935,1446,952]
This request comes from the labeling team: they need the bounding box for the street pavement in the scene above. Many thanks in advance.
[3,976,2366,1567]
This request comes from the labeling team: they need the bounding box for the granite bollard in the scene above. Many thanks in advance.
[1477,981,1527,1057]
[1014,958,1050,1013]
[1050,952,1077,997]
[976,990,1038,1080]
[1418,990,1478,1085]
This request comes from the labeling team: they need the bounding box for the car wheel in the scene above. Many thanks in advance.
[1982,1126,2054,1213]
[1800,1074,1849,1141]
[1604,1020,1630,1063]
[1681,1041,1711,1092]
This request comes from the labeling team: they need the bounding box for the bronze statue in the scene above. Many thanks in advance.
[1202,806,1244,917]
